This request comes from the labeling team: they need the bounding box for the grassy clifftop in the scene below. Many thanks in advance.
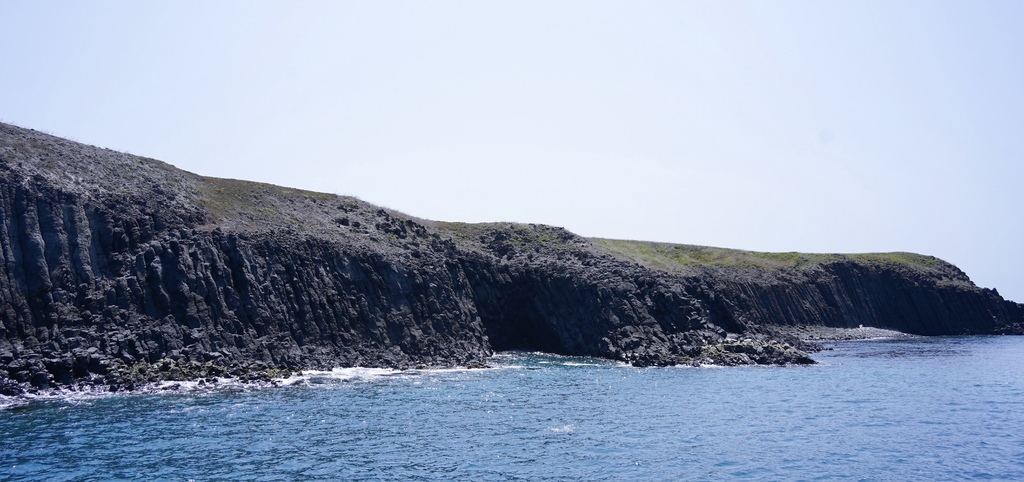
[591,238,949,275]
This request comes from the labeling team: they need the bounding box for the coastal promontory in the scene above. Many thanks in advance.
[1,123,1021,392]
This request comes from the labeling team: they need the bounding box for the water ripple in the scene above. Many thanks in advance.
[2,337,1024,480]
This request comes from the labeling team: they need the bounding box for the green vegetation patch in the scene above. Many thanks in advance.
[437,222,571,248]
[591,238,944,273]
[435,221,504,239]
[844,252,945,270]
[198,176,336,220]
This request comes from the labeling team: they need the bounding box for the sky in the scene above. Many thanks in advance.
[1,1,1022,302]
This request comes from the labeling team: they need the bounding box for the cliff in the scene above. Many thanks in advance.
[1,123,1021,392]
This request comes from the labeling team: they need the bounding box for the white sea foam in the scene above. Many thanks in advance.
[0,384,117,409]
[549,424,576,433]
[278,367,403,387]
[277,363,515,388]
[0,395,26,410]
[491,351,628,368]
[0,361,523,410]
[0,376,284,410]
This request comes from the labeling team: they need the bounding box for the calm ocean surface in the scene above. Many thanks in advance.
[3,336,1024,481]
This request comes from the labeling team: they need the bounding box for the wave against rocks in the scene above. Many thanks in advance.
[1,123,1021,394]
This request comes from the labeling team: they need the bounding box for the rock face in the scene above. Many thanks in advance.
[1,123,1021,391]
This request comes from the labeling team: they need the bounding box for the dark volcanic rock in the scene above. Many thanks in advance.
[1,122,1021,390]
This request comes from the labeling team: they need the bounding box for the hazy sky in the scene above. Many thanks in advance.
[1,1,1021,302]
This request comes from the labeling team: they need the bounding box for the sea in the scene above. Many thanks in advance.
[2,336,1024,481]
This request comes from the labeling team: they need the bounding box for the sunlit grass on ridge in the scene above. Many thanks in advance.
[591,238,945,273]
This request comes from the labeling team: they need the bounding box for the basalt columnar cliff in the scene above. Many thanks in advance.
[1,123,1021,392]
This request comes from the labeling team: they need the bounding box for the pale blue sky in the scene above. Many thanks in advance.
[2,1,1022,302]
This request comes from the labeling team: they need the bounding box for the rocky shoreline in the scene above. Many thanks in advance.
[0,336,815,398]
[772,325,918,343]
[0,359,297,397]
[0,328,1002,400]
[1,122,1022,394]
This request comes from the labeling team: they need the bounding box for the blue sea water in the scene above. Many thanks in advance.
[2,336,1024,481]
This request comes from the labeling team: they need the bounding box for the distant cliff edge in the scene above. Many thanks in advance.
[1,123,1021,393]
